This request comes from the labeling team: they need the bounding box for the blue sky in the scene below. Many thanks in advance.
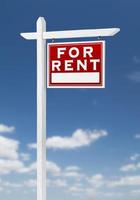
[0,0,140,200]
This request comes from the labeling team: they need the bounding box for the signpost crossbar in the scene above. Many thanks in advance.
[44,28,120,39]
[20,27,120,40]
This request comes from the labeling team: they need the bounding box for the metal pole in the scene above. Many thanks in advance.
[37,17,46,200]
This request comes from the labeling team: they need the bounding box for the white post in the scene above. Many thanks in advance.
[37,17,46,200]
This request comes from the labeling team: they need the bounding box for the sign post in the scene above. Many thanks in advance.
[20,16,120,200]
[36,18,46,200]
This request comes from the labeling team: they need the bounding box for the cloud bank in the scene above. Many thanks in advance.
[28,129,108,150]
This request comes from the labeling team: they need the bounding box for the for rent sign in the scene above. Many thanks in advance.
[47,41,105,88]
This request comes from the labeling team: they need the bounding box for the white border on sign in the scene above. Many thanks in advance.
[47,40,105,89]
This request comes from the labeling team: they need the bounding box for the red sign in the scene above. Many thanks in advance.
[47,41,105,88]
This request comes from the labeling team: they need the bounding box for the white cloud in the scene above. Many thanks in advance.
[63,171,83,179]
[67,174,106,197]
[0,136,19,159]
[130,153,140,161]
[3,127,140,199]
[28,129,108,150]
[0,124,15,134]
[0,159,25,175]
[134,134,140,139]
[47,161,61,175]
[0,180,22,188]
[20,160,61,176]
[86,174,140,190]
[120,162,140,172]
[24,178,67,189]
[131,189,140,196]
[69,186,84,193]
[24,179,36,188]
[102,192,123,198]
[87,174,104,188]
[18,162,36,173]
[68,182,124,199]
[20,153,30,161]
[133,56,140,64]
[28,143,37,149]
[0,157,61,176]
[20,161,84,181]
[62,165,84,180]
[127,71,140,83]
[46,129,108,150]
[49,179,67,188]
[65,166,81,172]
[120,164,137,172]
[108,175,140,187]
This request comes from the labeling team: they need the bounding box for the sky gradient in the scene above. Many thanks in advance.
[0,0,140,200]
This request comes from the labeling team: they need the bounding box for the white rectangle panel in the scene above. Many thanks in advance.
[51,72,100,83]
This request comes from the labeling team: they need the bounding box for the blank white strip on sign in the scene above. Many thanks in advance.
[52,72,100,83]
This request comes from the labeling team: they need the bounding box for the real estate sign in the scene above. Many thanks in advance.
[47,41,105,88]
